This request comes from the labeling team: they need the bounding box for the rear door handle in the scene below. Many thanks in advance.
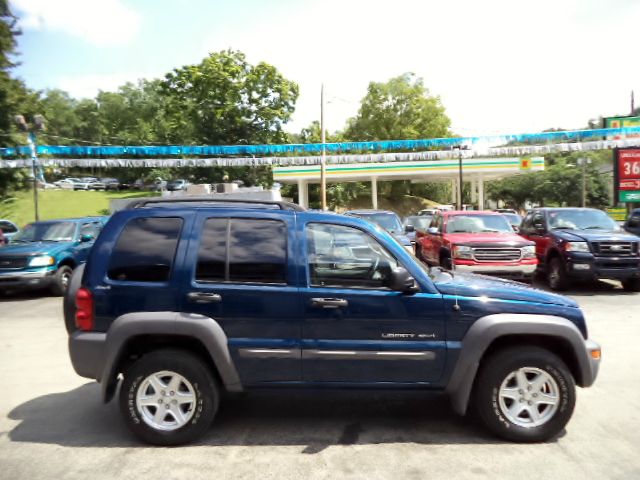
[187,292,222,304]
[310,298,348,309]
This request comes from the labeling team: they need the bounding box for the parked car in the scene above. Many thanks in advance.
[519,208,640,291]
[416,210,537,280]
[53,178,81,188]
[0,216,108,295]
[167,179,190,191]
[0,219,20,244]
[624,208,640,237]
[495,208,518,214]
[345,210,414,253]
[74,177,100,190]
[418,208,437,216]
[65,197,600,445]
[89,178,124,191]
[403,215,434,245]
[0,229,4,246]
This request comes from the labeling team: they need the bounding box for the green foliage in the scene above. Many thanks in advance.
[161,50,299,144]
[487,153,612,209]
[345,73,451,141]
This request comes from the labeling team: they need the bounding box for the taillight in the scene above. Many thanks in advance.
[75,288,94,331]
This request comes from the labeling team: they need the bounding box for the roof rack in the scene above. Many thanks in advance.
[123,196,306,212]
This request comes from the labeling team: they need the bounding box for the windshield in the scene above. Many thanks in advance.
[405,216,433,230]
[502,213,522,227]
[446,214,513,233]
[548,209,620,231]
[12,221,76,242]
[356,213,403,233]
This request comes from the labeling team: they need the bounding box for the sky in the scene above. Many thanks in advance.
[10,0,640,139]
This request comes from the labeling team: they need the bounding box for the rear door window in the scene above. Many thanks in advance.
[108,217,183,282]
[196,218,287,284]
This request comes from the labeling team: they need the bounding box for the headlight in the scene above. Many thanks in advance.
[522,245,536,258]
[453,245,474,259]
[29,255,55,267]
[565,242,590,253]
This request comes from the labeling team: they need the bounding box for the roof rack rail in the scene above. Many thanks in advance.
[123,196,306,212]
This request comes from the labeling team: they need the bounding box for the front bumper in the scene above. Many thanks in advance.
[0,268,56,289]
[453,263,537,278]
[566,253,640,280]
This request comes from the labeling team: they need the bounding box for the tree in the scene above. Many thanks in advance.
[0,0,23,146]
[161,50,299,145]
[345,73,451,141]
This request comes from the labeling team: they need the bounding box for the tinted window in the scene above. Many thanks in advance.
[306,223,398,289]
[196,219,227,282]
[195,218,287,284]
[108,217,182,282]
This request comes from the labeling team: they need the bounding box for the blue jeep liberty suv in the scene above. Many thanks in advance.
[65,198,601,445]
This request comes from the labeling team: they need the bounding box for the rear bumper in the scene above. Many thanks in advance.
[0,268,56,288]
[68,331,107,381]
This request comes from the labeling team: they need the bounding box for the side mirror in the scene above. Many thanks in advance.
[80,234,94,243]
[427,227,439,235]
[387,267,420,294]
[512,225,520,233]
[405,224,415,233]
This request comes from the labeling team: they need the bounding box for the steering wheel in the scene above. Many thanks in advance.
[366,255,380,279]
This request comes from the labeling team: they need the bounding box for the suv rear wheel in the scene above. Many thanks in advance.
[474,346,575,442]
[119,349,219,445]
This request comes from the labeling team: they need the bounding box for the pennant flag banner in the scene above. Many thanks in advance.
[2,137,640,169]
[2,126,640,159]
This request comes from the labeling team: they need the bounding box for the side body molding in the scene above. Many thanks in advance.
[100,312,243,402]
[445,313,600,416]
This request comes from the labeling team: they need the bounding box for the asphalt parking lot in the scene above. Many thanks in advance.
[1,281,639,480]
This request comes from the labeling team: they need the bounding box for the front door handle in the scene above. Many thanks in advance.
[187,292,222,304]
[310,298,348,309]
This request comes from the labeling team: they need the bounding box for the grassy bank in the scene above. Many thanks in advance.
[0,189,157,227]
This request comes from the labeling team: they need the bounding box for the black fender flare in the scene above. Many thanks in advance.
[100,312,243,402]
[445,313,600,415]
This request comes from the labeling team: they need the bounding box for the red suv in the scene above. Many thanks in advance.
[416,210,537,279]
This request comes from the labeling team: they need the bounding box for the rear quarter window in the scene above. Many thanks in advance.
[107,217,183,282]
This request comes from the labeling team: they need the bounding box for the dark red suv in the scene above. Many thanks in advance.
[416,210,537,279]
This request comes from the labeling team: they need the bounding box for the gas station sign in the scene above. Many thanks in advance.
[616,148,640,203]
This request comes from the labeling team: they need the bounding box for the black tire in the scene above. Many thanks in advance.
[547,257,569,291]
[119,349,219,445]
[474,346,576,442]
[51,265,73,296]
[621,278,640,292]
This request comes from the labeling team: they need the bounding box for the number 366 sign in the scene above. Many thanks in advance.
[616,149,640,202]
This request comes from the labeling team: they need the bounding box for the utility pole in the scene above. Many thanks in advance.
[578,157,591,208]
[632,90,635,115]
[15,115,46,221]
[320,84,327,210]
[457,147,463,210]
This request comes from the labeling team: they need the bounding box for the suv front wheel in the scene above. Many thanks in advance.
[119,349,219,445]
[474,346,576,442]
